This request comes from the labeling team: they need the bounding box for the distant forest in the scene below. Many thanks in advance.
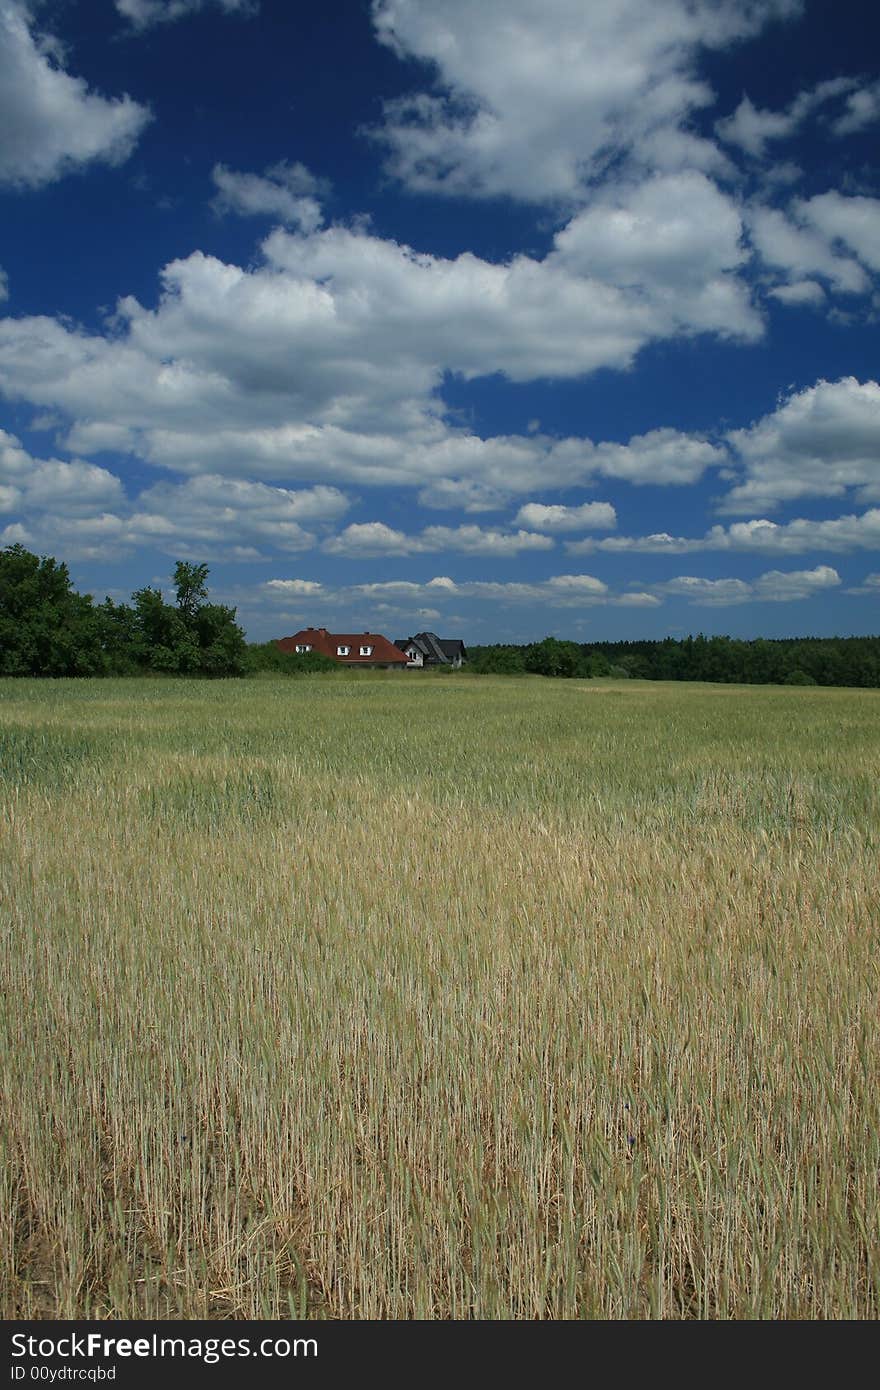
[468,634,880,687]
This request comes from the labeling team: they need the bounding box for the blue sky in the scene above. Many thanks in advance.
[1,0,879,644]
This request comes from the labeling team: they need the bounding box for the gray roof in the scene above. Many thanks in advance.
[395,632,466,663]
[438,639,467,660]
[416,631,449,663]
[395,636,431,656]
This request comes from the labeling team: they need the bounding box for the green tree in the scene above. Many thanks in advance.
[0,544,104,676]
[246,642,338,675]
[173,561,210,623]
[130,586,198,672]
[193,602,248,676]
[130,570,247,676]
[525,636,583,678]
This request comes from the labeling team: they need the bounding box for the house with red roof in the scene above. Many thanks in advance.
[275,627,409,668]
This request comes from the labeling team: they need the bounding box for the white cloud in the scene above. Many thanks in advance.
[551,172,759,340]
[590,428,725,485]
[655,574,754,605]
[265,578,324,596]
[796,192,880,275]
[422,526,554,556]
[263,569,660,612]
[0,458,354,560]
[371,0,801,203]
[0,228,744,504]
[748,205,869,295]
[753,564,840,601]
[514,501,617,532]
[568,508,880,556]
[768,279,825,307]
[722,377,880,512]
[846,571,880,596]
[0,428,125,514]
[63,422,138,455]
[654,565,839,606]
[0,1,151,188]
[115,0,256,29]
[717,94,797,159]
[211,162,324,232]
[614,592,662,607]
[321,522,420,557]
[416,478,506,512]
[546,573,607,596]
[127,475,344,552]
[322,522,554,558]
[354,580,426,597]
[716,78,857,158]
[831,80,880,136]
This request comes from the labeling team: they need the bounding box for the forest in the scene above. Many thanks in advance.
[468,632,880,687]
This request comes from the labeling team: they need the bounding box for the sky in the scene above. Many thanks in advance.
[1,0,879,645]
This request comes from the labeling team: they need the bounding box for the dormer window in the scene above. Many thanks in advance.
[337,644,351,656]
[295,644,312,653]
[359,645,373,657]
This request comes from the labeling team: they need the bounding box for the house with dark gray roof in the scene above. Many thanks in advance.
[394,632,467,669]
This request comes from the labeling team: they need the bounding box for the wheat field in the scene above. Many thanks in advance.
[1,673,878,1319]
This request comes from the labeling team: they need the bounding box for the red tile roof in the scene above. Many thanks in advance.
[275,628,409,664]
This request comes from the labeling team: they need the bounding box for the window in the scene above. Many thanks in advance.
[295,643,312,653]
[337,645,351,656]
[359,645,373,657]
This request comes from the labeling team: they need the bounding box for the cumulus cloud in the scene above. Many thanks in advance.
[831,80,880,136]
[654,574,754,605]
[590,429,725,485]
[115,0,256,29]
[211,162,324,232]
[846,572,880,595]
[416,478,506,512]
[321,522,419,557]
[371,0,801,203]
[717,94,799,159]
[551,172,760,340]
[0,227,742,503]
[748,205,869,295]
[567,508,880,556]
[0,1,151,188]
[322,522,554,558]
[514,501,617,532]
[263,570,661,612]
[654,565,840,605]
[722,377,880,512]
[265,578,324,596]
[768,280,825,307]
[0,428,125,515]
[753,564,841,601]
[0,458,355,560]
[716,78,857,158]
[423,526,554,556]
[126,475,345,553]
[796,192,880,275]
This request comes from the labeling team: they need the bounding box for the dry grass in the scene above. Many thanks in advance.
[1,674,878,1319]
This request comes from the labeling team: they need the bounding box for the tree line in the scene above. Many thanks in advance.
[3,542,878,687]
[0,545,251,677]
[468,633,880,687]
